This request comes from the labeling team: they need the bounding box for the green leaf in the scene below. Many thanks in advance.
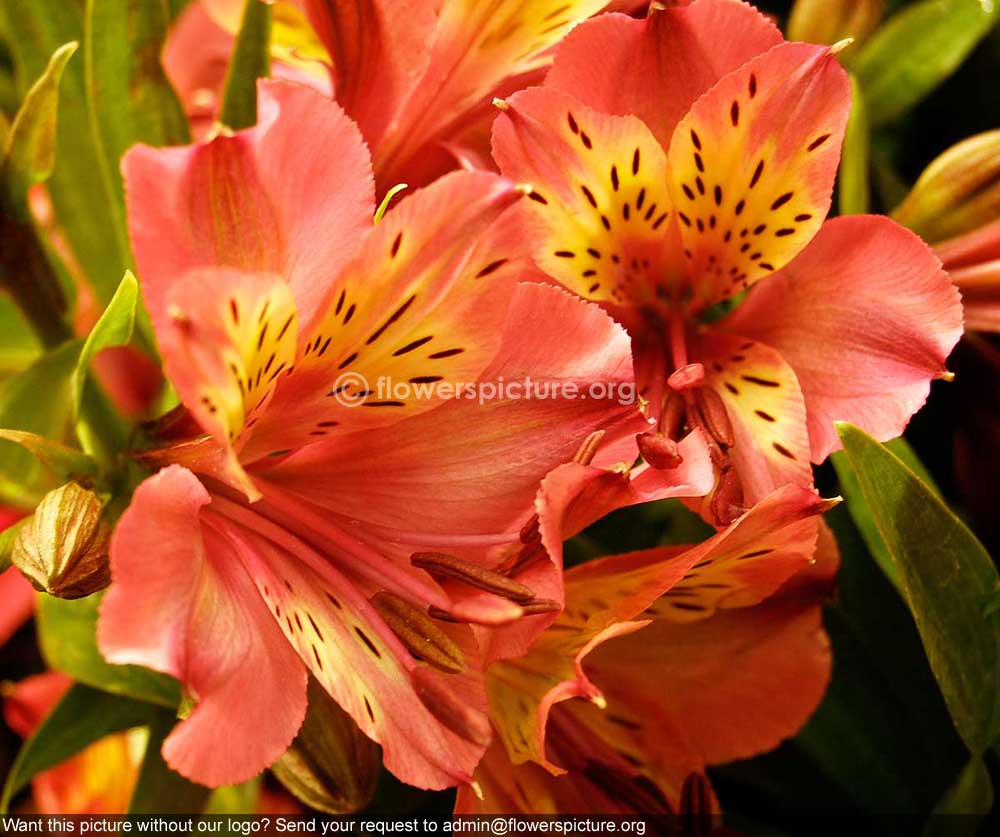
[0,340,82,503]
[854,0,999,127]
[128,711,211,814]
[83,0,190,263]
[0,429,96,480]
[0,683,158,813]
[71,271,138,422]
[0,296,42,378]
[0,2,129,306]
[836,423,1000,754]
[204,779,262,815]
[930,756,994,821]
[1,41,77,201]
[0,518,28,573]
[833,436,940,594]
[220,0,272,130]
[837,75,870,215]
[36,592,181,709]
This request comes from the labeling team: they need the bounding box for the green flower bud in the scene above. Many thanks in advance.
[271,676,380,814]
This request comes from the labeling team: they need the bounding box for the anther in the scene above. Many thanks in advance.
[636,431,683,469]
[692,387,734,448]
[710,468,745,527]
[573,430,606,466]
[519,515,540,544]
[519,598,561,615]
[411,666,492,747]
[371,592,466,674]
[667,363,705,392]
[411,552,536,603]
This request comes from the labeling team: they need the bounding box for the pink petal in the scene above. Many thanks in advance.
[689,331,813,507]
[666,41,851,310]
[258,282,643,537]
[206,508,491,790]
[3,672,73,738]
[724,216,964,461]
[545,1,782,149]
[98,466,307,786]
[123,79,374,331]
[491,85,673,309]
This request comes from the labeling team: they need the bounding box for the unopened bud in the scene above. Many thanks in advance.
[892,129,1000,243]
[788,0,883,49]
[12,482,110,599]
[271,676,380,814]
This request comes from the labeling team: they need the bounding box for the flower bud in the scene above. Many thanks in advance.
[788,0,884,48]
[270,676,380,814]
[12,482,110,599]
[892,130,1000,244]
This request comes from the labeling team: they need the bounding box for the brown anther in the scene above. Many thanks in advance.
[710,468,745,527]
[660,389,686,439]
[411,552,536,604]
[411,666,492,747]
[667,362,705,392]
[371,592,466,674]
[692,386,734,448]
[519,598,561,615]
[572,429,606,466]
[427,606,463,623]
[637,431,683,469]
[519,515,540,544]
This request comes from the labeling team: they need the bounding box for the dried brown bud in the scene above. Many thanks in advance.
[12,482,110,599]
[271,676,380,814]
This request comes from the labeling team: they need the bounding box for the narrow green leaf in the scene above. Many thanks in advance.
[0,341,82,501]
[0,684,157,813]
[0,2,128,305]
[128,711,211,814]
[837,75,870,215]
[71,271,138,422]
[836,423,1000,754]
[220,0,272,130]
[0,429,96,480]
[0,518,28,573]
[1,42,77,200]
[854,0,999,127]
[36,593,181,709]
[930,756,994,822]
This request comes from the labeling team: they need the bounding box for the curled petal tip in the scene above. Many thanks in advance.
[591,693,608,710]
[648,1,667,14]
[938,369,956,382]
[470,781,484,801]
[830,38,855,56]
[515,182,535,196]
[492,97,510,111]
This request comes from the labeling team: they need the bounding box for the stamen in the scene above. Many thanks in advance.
[692,387,734,448]
[411,552,536,603]
[519,515,540,544]
[411,666,492,747]
[572,429,606,465]
[667,362,705,392]
[710,467,745,526]
[371,592,466,674]
[519,598,561,615]
[636,431,683,469]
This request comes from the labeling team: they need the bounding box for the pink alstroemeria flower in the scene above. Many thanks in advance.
[492,0,963,524]
[100,79,666,792]
[454,485,837,814]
